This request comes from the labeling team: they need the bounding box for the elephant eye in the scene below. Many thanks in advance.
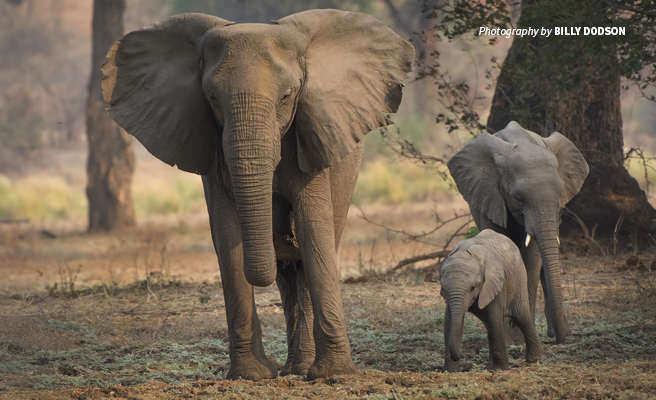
[515,195,525,204]
[470,284,477,292]
[281,88,293,102]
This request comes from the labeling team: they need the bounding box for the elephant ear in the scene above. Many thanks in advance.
[470,244,505,309]
[276,9,414,174]
[102,13,234,175]
[447,133,517,228]
[543,132,590,207]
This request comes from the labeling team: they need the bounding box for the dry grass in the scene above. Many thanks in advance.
[1,209,656,399]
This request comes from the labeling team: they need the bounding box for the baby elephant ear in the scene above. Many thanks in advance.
[277,9,414,174]
[542,132,590,207]
[102,13,234,175]
[471,245,505,309]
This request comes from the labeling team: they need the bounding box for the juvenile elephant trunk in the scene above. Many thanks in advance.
[535,224,567,344]
[223,102,279,287]
[448,299,466,362]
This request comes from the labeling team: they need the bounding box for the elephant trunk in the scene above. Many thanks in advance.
[448,297,466,362]
[223,97,280,287]
[534,219,567,344]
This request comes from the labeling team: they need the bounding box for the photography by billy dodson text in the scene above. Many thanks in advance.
[478,26,626,38]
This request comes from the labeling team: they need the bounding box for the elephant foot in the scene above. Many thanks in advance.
[280,359,293,376]
[306,355,357,380]
[226,355,278,381]
[525,343,544,364]
[443,360,461,373]
[547,315,572,338]
[292,361,312,376]
[280,360,312,377]
[486,358,510,371]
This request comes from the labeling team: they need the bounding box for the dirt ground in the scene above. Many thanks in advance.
[1,206,655,399]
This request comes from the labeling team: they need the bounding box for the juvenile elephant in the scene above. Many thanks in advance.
[447,121,589,344]
[102,10,414,380]
[440,229,544,372]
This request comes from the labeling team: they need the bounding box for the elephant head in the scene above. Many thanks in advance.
[447,121,589,344]
[439,230,513,362]
[102,10,414,287]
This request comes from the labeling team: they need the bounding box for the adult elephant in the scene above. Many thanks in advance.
[447,121,589,344]
[102,10,414,380]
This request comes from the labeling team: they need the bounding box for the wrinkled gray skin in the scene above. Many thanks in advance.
[101,10,414,380]
[448,121,589,345]
[440,230,544,372]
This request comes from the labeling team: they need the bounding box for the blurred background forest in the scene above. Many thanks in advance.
[0,0,655,232]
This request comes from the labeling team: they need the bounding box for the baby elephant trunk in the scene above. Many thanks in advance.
[448,300,466,362]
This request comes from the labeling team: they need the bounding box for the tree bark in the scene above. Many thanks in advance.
[85,0,135,232]
[487,0,656,246]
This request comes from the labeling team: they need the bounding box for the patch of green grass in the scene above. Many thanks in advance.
[262,327,289,366]
[133,175,205,217]
[12,337,227,389]
[0,174,86,220]
[430,383,470,399]
[0,172,207,221]
[37,318,98,342]
[353,158,451,205]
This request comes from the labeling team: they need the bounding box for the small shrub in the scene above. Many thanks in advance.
[463,226,479,238]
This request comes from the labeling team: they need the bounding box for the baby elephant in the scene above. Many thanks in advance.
[439,229,544,372]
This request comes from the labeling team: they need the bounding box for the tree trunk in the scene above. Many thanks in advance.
[86,0,135,232]
[550,54,656,244]
[487,0,656,246]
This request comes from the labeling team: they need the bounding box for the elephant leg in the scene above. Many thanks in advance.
[503,315,524,346]
[202,175,277,381]
[541,268,572,338]
[275,262,298,376]
[294,174,356,380]
[443,305,461,373]
[480,301,509,371]
[477,213,520,346]
[276,261,316,376]
[291,262,316,375]
[511,297,544,364]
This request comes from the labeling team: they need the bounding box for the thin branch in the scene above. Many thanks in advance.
[601,0,656,19]
[0,218,30,224]
[613,212,625,257]
[563,207,607,256]
[356,204,474,276]
[389,250,451,273]
[356,205,470,244]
